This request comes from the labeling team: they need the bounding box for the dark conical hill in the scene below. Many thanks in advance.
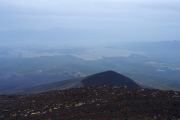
[82,70,141,88]
[10,70,142,94]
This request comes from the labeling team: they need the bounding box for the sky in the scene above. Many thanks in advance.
[0,0,180,42]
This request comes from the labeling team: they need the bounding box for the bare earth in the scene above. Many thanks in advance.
[0,85,180,120]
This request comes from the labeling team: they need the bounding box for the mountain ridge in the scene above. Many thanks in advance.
[10,70,142,94]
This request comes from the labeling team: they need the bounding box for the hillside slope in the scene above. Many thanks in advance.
[82,70,141,88]
[0,85,180,119]
[11,70,142,94]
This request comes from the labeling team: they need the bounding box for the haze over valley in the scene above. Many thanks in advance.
[0,0,180,93]
[1,1,180,119]
[0,40,180,93]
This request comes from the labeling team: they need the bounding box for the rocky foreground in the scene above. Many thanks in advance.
[0,85,180,120]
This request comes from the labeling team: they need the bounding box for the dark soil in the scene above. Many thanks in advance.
[0,85,180,120]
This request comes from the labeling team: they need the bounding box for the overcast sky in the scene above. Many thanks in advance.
[0,0,180,42]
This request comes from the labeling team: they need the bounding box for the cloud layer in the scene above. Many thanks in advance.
[0,0,180,41]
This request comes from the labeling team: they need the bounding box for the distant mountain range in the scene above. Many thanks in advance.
[0,28,116,45]
[11,71,142,94]
[121,40,180,63]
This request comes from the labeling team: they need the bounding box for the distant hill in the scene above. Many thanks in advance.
[82,71,141,88]
[11,70,142,94]
[121,40,180,63]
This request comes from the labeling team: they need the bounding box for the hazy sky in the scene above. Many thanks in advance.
[1,0,180,41]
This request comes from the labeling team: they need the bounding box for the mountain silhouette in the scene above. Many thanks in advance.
[82,70,141,88]
[11,70,142,94]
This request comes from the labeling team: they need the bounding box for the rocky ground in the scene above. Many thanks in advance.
[0,85,180,120]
